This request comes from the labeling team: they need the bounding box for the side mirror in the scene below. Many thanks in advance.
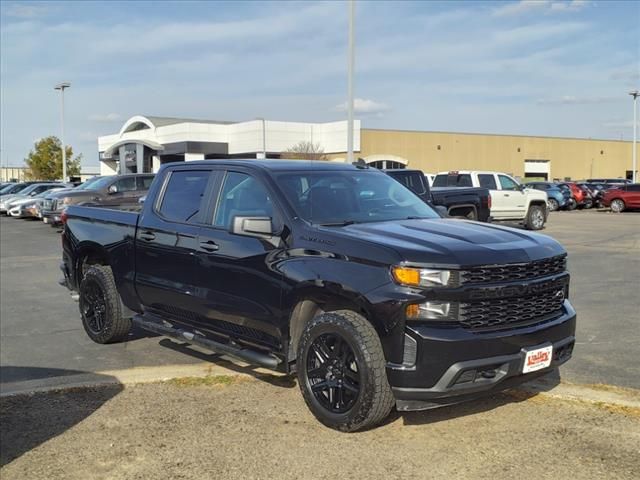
[434,205,449,218]
[231,216,274,238]
[108,184,118,194]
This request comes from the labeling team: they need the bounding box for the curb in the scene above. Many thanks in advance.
[2,363,639,411]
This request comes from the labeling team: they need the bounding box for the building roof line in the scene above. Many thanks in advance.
[362,128,633,144]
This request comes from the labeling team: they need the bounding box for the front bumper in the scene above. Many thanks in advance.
[42,210,62,225]
[387,301,576,411]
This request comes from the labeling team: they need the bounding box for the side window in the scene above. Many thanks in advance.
[115,177,136,192]
[214,172,274,228]
[626,185,640,192]
[137,176,154,190]
[498,175,519,191]
[158,170,210,223]
[478,174,497,190]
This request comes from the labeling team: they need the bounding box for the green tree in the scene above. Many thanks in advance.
[24,136,82,180]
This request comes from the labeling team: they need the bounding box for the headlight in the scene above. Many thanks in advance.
[406,301,459,321]
[61,197,73,205]
[392,266,453,287]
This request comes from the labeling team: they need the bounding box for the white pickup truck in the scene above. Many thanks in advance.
[433,171,549,230]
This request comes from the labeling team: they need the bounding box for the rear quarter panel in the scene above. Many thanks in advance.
[63,206,141,311]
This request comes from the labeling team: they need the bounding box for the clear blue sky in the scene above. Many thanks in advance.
[1,0,638,168]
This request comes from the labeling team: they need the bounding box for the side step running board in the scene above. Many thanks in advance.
[132,315,281,369]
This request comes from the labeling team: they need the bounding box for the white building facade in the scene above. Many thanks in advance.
[98,115,360,175]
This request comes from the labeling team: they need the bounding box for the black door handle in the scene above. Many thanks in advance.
[199,240,219,252]
[139,231,156,241]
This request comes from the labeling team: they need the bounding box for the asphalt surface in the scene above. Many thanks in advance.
[1,209,639,389]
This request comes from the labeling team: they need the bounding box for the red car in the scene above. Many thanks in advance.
[602,184,640,212]
[559,182,587,208]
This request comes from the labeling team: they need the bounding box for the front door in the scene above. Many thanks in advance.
[493,174,526,219]
[192,169,285,349]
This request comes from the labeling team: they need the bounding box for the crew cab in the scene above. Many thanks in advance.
[433,171,549,229]
[384,169,491,222]
[60,160,576,431]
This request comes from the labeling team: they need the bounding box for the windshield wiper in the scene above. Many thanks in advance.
[319,220,358,227]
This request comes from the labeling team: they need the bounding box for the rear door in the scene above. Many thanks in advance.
[135,168,217,317]
[191,168,286,349]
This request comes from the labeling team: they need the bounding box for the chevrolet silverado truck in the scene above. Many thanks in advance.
[385,169,491,222]
[433,171,549,229]
[60,160,576,431]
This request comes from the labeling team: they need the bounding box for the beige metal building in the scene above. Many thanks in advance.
[342,129,635,181]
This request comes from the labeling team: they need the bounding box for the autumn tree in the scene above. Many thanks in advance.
[283,141,328,161]
[24,136,82,180]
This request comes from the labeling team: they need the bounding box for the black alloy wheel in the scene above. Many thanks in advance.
[80,279,108,335]
[306,332,361,413]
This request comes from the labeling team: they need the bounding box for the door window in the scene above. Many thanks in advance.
[137,176,154,190]
[114,177,136,192]
[157,170,210,223]
[478,174,497,190]
[214,172,274,228]
[498,175,520,191]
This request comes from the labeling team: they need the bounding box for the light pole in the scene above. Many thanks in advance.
[630,90,638,183]
[347,0,355,164]
[54,82,71,181]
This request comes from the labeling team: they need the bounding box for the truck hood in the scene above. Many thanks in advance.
[333,218,564,267]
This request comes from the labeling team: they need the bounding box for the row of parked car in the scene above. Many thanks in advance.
[0,174,154,224]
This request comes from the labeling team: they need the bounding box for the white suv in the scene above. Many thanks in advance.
[433,171,549,230]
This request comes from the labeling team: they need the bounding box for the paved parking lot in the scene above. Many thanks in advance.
[1,209,639,390]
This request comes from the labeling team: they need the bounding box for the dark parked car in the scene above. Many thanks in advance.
[41,174,154,225]
[526,182,570,211]
[385,169,491,222]
[60,160,576,432]
[602,184,640,212]
[585,178,631,185]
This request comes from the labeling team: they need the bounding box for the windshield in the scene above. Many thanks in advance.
[1,183,27,195]
[74,176,105,190]
[79,175,114,191]
[276,170,439,225]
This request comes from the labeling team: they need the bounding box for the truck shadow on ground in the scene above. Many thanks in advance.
[392,369,562,427]
[157,338,297,388]
[0,366,123,467]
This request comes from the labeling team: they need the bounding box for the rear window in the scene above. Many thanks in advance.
[158,170,210,223]
[433,174,472,187]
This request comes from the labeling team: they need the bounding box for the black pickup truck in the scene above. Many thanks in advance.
[384,169,491,222]
[60,160,576,431]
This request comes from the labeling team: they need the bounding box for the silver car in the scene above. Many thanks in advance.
[0,183,68,214]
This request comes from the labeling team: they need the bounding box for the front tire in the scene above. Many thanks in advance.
[610,199,625,213]
[297,310,395,432]
[525,205,545,230]
[565,198,577,211]
[79,265,131,344]
[548,198,559,212]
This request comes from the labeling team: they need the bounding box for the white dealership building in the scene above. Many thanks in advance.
[98,115,360,175]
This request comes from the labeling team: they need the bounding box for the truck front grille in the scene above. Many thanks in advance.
[462,255,566,284]
[459,287,566,331]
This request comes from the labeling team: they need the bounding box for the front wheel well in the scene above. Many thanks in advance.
[288,298,370,365]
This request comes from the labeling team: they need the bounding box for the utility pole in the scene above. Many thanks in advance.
[630,90,638,183]
[54,82,71,181]
[347,0,355,164]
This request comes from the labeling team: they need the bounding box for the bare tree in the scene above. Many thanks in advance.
[283,141,328,161]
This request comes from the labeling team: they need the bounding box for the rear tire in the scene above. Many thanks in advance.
[525,205,545,230]
[297,310,395,432]
[610,199,625,213]
[79,265,131,344]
